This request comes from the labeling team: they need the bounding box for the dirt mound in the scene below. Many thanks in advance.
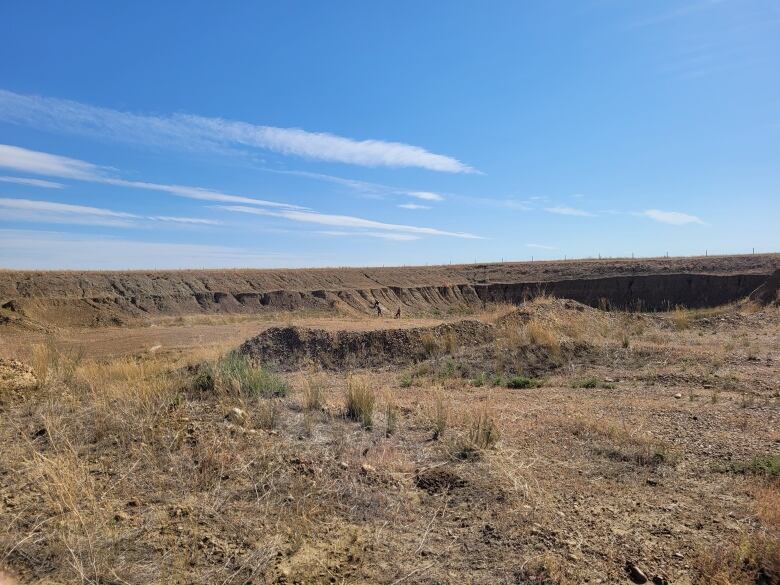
[0,359,37,395]
[749,268,780,305]
[239,320,495,370]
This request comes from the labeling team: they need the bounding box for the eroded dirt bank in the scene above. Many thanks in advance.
[1,254,776,327]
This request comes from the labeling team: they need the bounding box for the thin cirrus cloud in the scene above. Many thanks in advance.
[544,205,595,217]
[0,144,303,210]
[218,205,481,239]
[0,144,478,240]
[0,89,476,173]
[317,230,420,241]
[0,175,64,189]
[398,203,431,210]
[0,197,221,227]
[272,169,447,204]
[639,209,705,225]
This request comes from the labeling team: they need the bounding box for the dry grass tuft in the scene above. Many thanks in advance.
[300,370,325,411]
[345,375,375,429]
[466,406,501,451]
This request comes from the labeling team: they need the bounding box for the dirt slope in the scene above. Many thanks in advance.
[0,254,777,328]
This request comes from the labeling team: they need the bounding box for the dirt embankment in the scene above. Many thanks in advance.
[239,320,495,370]
[0,254,777,327]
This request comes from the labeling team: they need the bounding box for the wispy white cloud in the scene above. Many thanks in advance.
[149,216,222,225]
[0,144,303,209]
[407,191,445,202]
[273,169,448,205]
[218,205,481,239]
[0,144,108,180]
[398,203,431,210]
[0,196,136,218]
[0,145,478,240]
[317,230,419,241]
[0,229,293,269]
[0,175,64,189]
[639,209,705,225]
[526,243,557,250]
[0,90,476,173]
[0,197,219,228]
[544,205,595,217]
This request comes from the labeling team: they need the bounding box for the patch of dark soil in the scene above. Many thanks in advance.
[239,319,494,370]
[415,467,468,494]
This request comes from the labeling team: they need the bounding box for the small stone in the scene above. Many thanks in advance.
[673,552,684,559]
[673,393,683,399]
[339,461,349,470]
[114,511,130,522]
[625,562,648,584]
[652,576,669,585]
[360,463,375,474]
[225,407,247,426]
[646,478,658,486]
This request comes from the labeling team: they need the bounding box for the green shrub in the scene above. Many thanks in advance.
[732,455,780,480]
[195,353,288,398]
[507,375,539,389]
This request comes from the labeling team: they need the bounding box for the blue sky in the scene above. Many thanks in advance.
[0,1,778,269]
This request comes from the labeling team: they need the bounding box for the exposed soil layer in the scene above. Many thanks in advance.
[1,254,777,328]
[240,320,495,370]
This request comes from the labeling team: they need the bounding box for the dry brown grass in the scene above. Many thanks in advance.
[344,374,375,429]
[1,299,777,584]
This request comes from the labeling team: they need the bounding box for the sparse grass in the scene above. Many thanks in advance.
[344,375,375,429]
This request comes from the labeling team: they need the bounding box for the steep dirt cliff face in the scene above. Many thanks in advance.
[0,255,777,327]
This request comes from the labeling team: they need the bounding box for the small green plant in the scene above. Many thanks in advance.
[491,374,505,387]
[731,455,780,480]
[399,372,414,388]
[471,372,487,387]
[345,376,375,429]
[577,377,599,389]
[507,375,540,389]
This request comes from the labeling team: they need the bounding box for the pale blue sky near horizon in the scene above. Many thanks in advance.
[0,1,778,269]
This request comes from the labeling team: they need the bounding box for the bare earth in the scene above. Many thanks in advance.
[0,257,778,584]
